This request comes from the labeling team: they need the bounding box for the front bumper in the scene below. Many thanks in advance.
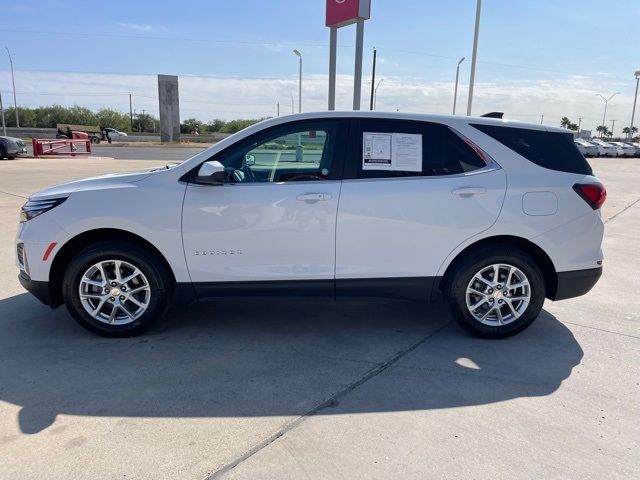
[18,272,52,306]
[551,267,602,301]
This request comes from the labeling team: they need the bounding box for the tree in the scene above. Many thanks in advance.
[95,109,130,131]
[220,118,266,134]
[622,126,638,139]
[181,118,204,134]
[206,119,226,132]
[596,125,612,138]
[560,117,579,131]
[132,113,158,133]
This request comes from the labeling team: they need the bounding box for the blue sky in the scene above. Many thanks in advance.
[1,0,639,130]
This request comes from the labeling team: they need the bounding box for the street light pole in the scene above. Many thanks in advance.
[293,49,302,113]
[353,18,365,110]
[466,0,482,116]
[373,78,384,110]
[597,92,620,128]
[630,69,640,139]
[5,47,19,127]
[369,48,377,111]
[453,57,465,115]
[0,90,6,136]
[610,119,616,137]
[129,93,133,132]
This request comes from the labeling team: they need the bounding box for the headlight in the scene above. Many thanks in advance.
[20,198,67,222]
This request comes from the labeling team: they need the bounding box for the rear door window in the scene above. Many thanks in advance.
[471,123,593,175]
[345,119,488,179]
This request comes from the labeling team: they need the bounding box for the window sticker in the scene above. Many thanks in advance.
[363,133,392,169]
[362,132,422,172]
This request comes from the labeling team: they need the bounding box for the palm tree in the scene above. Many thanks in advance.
[596,125,607,138]
[622,126,638,139]
[560,117,572,129]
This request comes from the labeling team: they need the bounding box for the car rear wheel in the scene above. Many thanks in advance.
[62,241,171,337]
[445,245,545,338]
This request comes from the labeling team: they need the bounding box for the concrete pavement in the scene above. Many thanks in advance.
[0,156,637,479]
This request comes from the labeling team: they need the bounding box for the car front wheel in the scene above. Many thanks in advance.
[62,242,171,337]
[445,246,545,338]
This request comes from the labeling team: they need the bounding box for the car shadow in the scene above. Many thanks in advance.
[0,293,583,434]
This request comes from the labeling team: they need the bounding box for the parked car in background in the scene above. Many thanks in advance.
[623,142,640,157]
[0,136,28,159]
[590,139,618,157]
[16,112,605,339]
[609,142,635,157]
[574,138,598,157]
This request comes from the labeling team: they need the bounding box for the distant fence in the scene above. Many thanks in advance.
[3,127,230,143]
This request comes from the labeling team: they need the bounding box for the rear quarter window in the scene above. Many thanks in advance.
[471,124,593,175]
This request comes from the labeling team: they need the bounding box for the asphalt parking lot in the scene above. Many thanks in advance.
[0,155,638,479]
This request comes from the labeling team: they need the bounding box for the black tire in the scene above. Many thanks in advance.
[444,245,545,339]
[0,146,6,159]
[7,154,17,160]
[62,241,172,337]
[90,136,100,144]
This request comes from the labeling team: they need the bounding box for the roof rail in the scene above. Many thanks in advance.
[480,112,504,119]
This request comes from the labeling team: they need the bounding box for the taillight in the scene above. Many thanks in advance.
[573,183,606,210]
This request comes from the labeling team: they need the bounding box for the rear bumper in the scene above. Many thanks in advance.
[18,272,53,306]
[551,267,602,301]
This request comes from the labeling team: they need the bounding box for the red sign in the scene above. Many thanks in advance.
[326,0,371,28]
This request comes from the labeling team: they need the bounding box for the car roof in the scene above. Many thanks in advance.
[260,111,568,133]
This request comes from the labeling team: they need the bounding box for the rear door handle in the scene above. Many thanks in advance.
[452,187,487,196]
[296,193,331,203]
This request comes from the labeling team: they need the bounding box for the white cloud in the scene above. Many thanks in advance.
[116,22,159,32]
[0,70,636,132]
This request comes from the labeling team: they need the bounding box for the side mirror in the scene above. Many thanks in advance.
[245,153,255,166]
[195,160,225,185]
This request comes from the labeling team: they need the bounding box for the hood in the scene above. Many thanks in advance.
[29,167,163,200]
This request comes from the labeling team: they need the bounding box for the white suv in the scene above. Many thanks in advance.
[16,112,605,338]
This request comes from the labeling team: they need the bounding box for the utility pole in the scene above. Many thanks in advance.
[578,117,582,135]
[291,94,294,114]
[0,90,6,136]
[369,47,377,111]
[5,47,19,127]
[540,114,544,124]
[466,0,482,116]
[610,119,616,137]
[277,102,280,117]
[129,93,133,131]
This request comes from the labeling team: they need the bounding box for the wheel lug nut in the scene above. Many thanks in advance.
[489,298,494,303]
[497,284,502,289]
[498,299,503,304]
[121,286,126,291]
[109,297,115,302]
[488,289,493,293]
[111,282,117,287]
[120,295,125,300]
[104,288,110,293]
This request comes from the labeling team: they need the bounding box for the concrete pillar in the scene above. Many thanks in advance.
[157,74,180,143]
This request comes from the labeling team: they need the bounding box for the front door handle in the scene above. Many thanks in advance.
[296,193,331,203]
[452,187,487,196]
